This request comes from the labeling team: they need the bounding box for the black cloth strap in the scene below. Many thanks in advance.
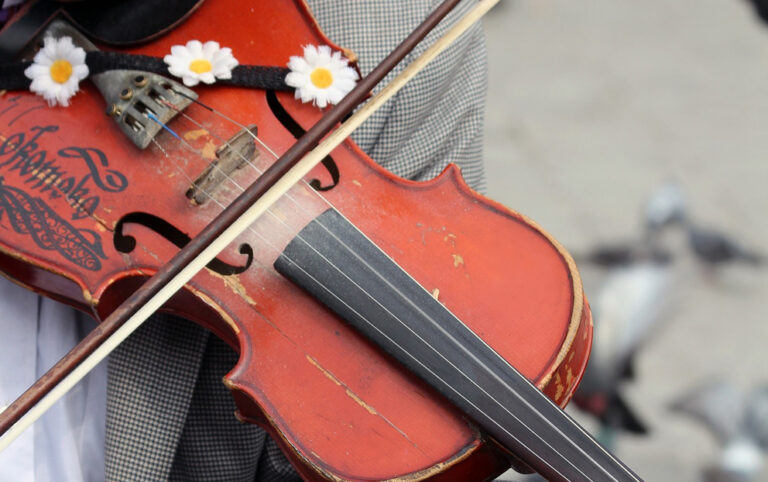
[0,51,291,91]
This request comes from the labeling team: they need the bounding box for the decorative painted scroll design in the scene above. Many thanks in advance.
[0,121,129,221]
[0,177,106,271]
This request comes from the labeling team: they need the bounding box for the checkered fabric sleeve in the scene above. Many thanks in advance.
[309,0,488,193]
[104,1,487,480]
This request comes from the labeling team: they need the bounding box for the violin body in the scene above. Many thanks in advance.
[0,1,592,480]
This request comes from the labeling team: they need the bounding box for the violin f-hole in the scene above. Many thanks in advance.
[113,212,253,275]
[265,89,340,191]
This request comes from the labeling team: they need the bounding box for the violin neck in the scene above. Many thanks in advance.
[274,208,641,481]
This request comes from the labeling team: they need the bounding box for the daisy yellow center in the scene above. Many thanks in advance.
[189,59,213,74]
[310,67,333,89]
[49,60,73,84]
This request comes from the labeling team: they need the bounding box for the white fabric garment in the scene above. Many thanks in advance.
[0,276,106,482]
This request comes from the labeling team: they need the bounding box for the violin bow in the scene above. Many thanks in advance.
[0,0,495,453]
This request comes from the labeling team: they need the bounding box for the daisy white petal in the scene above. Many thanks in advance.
[25,36,88,107]
[303,45,318,62]
[286,45,358,108]
[29,76,54,93]
[164,56,188,76]
[211,66,233,79]
[56,36,74,53]
[218,52,238,70]
[166,65,187,79]
[287,56,311,74]
[317,45,332,58]
[298,85,315,103]
[73,48,87,65]
[326,87,344,105]
[284,72,306,89]
[327,56,345,71]
[187,40,204,56]
[182,74,199,87]
[198,72,216,84]
[202,41,220,58]
[73,64,89,80]
[56,84,76,106]
[40,38,57,61]
[314,92,329,109]
[333,78,357,93]
[170,45,188,57]
[24,64,49,78]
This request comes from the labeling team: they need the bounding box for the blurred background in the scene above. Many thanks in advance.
[483,1,768,480]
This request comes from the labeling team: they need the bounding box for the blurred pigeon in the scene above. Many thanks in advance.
[580,242,672,268]
[687,224,763,267]
[573,261,671,444]
[574,183,681,446]
[644,181,687,235]
[579,242,638,268]
[671,380,768,481]
[578,181,683,269]
[745,386,768,451]
[746,0,768,25]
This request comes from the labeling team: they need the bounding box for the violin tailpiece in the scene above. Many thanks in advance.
[31,20,198,150]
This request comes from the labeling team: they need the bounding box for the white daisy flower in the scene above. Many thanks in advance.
[164,40,238,87]
[285,45,359,109]
[24,36,89,107]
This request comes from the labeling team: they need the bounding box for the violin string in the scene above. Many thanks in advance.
[147,112,248,195]
[155,96,337,241]
[146,100,628,480]
[151,99,361,259]
[145,135,287,261]
[145,114,317,256]
[160,91,329,208]
[165,92,281,160]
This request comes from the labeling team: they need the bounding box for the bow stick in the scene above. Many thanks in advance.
[0,0,498,451]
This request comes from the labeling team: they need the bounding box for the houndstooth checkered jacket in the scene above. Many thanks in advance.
[105,1,487,480]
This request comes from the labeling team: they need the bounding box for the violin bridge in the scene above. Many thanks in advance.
[186,125,259,205]
[32,20,197,150]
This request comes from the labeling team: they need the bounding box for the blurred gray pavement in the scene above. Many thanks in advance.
[483,1,768,480]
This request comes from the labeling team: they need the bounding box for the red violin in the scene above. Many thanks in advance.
[0,1,639,480]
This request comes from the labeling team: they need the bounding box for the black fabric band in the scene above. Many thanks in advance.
[0,51,291,91]
[0,61,32,90]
